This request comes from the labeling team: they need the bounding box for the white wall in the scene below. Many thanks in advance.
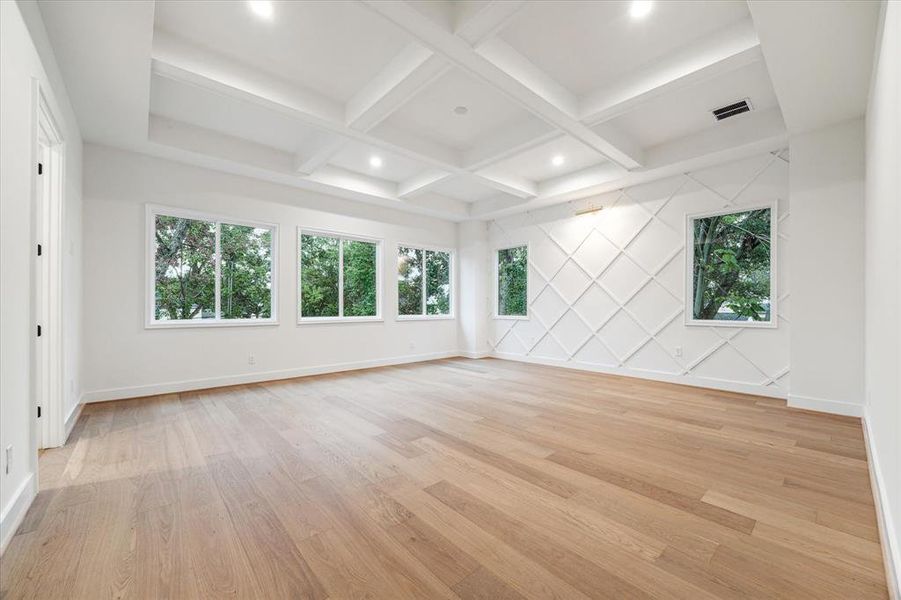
[457,221,490,358]
[864,1,900,594]
[80,145,460,401]
[788,118,866,416]
[487,151,790,397]
[0,0,82,551]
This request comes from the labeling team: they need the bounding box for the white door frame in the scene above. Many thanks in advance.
[32,81,65,451]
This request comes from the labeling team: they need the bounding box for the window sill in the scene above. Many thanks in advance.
[685,318,776,329]
[396,315,456,322]
[297,317,384,325]
[146,319,279,330]
[493,315,529,321]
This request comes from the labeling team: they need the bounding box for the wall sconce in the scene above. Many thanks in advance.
[575,205,604,216]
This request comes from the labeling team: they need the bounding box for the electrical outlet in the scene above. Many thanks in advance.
[5,445,11,475]
[248,354,256,366]
[674,346,683,357]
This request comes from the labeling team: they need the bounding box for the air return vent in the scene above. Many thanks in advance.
[712,99,753,121]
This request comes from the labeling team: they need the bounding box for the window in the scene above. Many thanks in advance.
[299,231,380,321]
[397,245,452,318]
[148,206,276,327]
[687,205,775,327]
[496,245,528,318]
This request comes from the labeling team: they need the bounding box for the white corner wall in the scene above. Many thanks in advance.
[486,151,790,397]
[788,118,866,417]
[80,145,460,401]
[1,0,83,552]
[864,1,900,594]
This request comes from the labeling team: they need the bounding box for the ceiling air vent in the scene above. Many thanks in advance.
[712,99,753,121]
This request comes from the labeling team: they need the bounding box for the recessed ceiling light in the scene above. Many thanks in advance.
[369,155,383,169]
[630,0,653,19]
[453,106,469,116]
[551,155,565,167]
[248,1,274,20]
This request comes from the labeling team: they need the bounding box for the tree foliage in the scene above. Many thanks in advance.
[425,250,450,315]
[154,216,216,320]
[220,224,272,319]
[300,235,377,317]
[498,246,527,316]
[692,208,771,321]
[397,246,423,315]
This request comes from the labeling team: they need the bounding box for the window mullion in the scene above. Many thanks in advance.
[421,250,427,316]
[214,221,222,320]
[338,237,344,318]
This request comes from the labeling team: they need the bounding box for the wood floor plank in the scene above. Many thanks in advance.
[0,358,888,599]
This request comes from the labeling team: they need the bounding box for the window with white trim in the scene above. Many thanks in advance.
[397,245,452,318]
[148,207,276,326]
[299,231,380,321]
[496,245,528,318]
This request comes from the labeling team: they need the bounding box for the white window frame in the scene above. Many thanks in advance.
[395,243,455,321]
[297,227,383,324]
[493,243,530,320]
[684,202,777,328]
[146,204,279,329]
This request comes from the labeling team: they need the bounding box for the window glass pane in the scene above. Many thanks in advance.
[398,246,423,316]
[691,208,772,322]
[497,246,528,316]
[300,234,339,317]
[154,215,216,321]
[425,250,450,315]
[342,239,377,317]
[220,224,272,319]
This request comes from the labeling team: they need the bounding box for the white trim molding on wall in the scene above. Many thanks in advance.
[80,350,460,403]
[0,473,36,555]
[863,408,901,599]
[487,151,791,398]
[787,393,865,418]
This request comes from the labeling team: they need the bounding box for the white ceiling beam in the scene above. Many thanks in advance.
[580,18,763,124]
[345,42,450,132]
[461,119,557,171]
[397,169,452,198]
[454,0,527,46]
[361,0,644,170]
[472,172,537,199]
[294,138,349,175]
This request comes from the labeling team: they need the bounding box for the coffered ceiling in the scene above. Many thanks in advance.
[38,0,798,221]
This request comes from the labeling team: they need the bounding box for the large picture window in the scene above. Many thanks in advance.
[687,205,775,327]
[397,245,452,318]
[299,231,380,321]
[496,245,528,318]
[148,206,276,327]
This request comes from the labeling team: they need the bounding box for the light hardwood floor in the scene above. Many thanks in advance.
[0,358,889,599]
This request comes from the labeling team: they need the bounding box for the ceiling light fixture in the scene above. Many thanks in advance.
[630,0,653,19]
[551,155,565,167]
[369,155,383,169]
[248,0,274,20]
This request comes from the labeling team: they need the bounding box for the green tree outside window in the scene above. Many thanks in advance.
[497,246,527,317]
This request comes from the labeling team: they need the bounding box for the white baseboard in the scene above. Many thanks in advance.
[787,393,864,417]
[64,400,83,441]
[491,351,788,399]
[459,350,490,359]
[0,473,36,556]
[81,350,462,402]
[863,410,900,599]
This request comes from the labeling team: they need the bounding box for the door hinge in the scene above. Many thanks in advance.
[37,163,43,175]
[37,324,42,337]
[37,406,42,419]
[37,243,42,256]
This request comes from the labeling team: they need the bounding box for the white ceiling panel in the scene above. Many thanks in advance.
[499,0,750,96]
[599,60,779,149]
[154,1,410,103]
[149,72,338,156]
[485,135,608,182]
[431,175,511,203]
[380,68,541,152]
[328,140,428,183]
